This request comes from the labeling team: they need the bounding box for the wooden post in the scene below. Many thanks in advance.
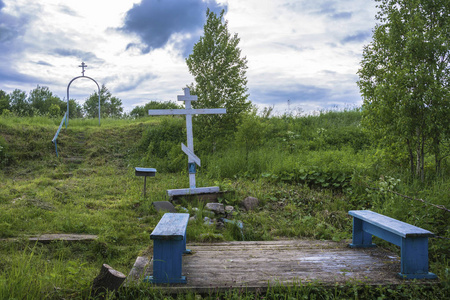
[92,264,126,297]
[144,176,147,197]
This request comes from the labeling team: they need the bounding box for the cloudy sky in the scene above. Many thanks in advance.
[0,0,378,114]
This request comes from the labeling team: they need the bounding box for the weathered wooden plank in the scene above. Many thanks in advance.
[28,234,98,243]
[150,213,189,240]
[140,240,437,293]
[125,256,150,286]
[167,187,220,197]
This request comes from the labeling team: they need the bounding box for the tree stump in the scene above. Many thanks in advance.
[92,264,126,297]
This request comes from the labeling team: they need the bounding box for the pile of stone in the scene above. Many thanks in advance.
[152,196,260,231]
[202,203,238,230]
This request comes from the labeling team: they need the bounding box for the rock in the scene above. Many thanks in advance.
[203,217,215,226]
[216,219,225,230]
[203,210,215,218]
[242,196,259,211]
[189,216,197,222]
[205,203,225,214]
[225,206,234,213]
[152,201,176,213]
[225,205,235,218]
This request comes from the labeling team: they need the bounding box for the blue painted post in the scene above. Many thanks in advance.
[145,213,190,284]
[400,237,436,279]
[182,231,191,254]
[54,140,58,157]
[151,239,186,284]
[349,217,375,248]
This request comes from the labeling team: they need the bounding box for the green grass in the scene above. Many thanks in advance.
[0,111,448,299]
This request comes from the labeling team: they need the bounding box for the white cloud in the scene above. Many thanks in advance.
[0,0,378,114]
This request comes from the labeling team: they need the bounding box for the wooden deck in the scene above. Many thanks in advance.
[128,239,437,293]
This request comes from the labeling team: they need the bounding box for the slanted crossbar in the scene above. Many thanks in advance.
[348,210,437,279]
[145,213,190,284]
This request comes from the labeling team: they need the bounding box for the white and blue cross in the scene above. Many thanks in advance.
[148,87,226,196]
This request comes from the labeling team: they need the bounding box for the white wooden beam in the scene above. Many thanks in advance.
[181,143,201,166]
[148,108,226,116]
[167,186,220,197]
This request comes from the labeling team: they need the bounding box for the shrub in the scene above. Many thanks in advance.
[138,117,185,172]
[0,136,11,168]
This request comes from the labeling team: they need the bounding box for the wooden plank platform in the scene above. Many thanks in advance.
[1,234,98,244]
[134,240,436,293]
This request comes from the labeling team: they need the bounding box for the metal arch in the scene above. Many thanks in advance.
[66,75,101,127]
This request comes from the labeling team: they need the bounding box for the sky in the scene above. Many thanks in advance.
[0,0,379,115]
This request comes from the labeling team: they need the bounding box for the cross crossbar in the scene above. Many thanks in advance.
[148,108,226,116]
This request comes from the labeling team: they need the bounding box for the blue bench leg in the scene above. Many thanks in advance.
[399,237,437,279]
[145,239,187,284]
[349,218,376,248]
[183,233,192,254]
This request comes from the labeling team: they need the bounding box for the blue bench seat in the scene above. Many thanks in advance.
[145,213,191,284]
[349,210,437,279]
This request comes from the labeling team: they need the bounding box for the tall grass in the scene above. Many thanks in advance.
[0,110,448,299]
[0,114,161,128]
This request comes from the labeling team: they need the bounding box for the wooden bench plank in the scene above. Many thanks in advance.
[349,210,434,238]
[151,213,189,240]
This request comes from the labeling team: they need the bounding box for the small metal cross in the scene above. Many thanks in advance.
[79,62,87,76]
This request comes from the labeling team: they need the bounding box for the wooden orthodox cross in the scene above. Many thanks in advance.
[148,87,226,197]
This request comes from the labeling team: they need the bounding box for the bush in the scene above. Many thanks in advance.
[138,117,185,172]
[0,136,11,168]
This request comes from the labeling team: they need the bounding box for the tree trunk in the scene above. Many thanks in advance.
[420,137,425,182]
[415,127,425,181]
[91,264,126,298]
[434,137,441,175]
[406,139,415,175]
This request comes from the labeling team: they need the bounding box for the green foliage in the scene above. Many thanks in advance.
[0,90,10,113]
[2,87,84,119]
[0,136,11,168]
[83,84,123,118]
[9,89,32,117]
[234,112,269,158]
[357,0,450,180]
[268,167,353,191]
[68,99,83,119]
[187,8,252,151]
[130,100,182,118]
[28,85,66,117]
[0,111,448,299]
[138,117,186,172]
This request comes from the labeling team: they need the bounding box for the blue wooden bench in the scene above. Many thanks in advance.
[348,210,437,279]
[145,213,191,284]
